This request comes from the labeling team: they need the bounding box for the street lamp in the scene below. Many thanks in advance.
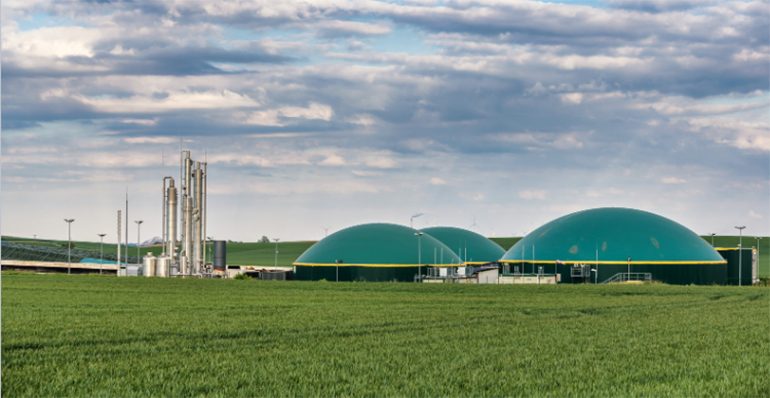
[135,220,143,264]
[64,219,75,275]
[415,232,424,282]
[98,233,107,274]
[627,256,631,281]
[591,268,597,284]
[735,226,745,286]
[708,233,716,247]
[274,238,280,271]
[410,213,423,229]
[322,227,330,237]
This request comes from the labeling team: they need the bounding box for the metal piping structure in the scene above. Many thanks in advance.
[161,150,209,277]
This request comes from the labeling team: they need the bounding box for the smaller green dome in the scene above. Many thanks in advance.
[421,227,505,264]
[294,223,462,266]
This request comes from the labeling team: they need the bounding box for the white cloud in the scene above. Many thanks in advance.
[661,177,686,184]
[430,177,446,185]
[207,154,273,167]
[519,190,547,200]
[366,157,397,169]
[749,210,762,219]
[560,93,584,105]
[352,170,383,176]
[319,155,346,166]
[124,137,177,144]
[75,90,261,113]
[247,103,333,126]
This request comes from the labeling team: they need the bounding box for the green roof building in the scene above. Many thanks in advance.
[421,226,505,265]
[500,207,727,285]
[294,223,462,282]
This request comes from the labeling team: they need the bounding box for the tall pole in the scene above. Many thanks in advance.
[135,220,143,263]
[336,259,340,282]
[117,210,122,274]
[595,244,598,284]
[64,219,75,275]
[627,256,631,281]
[125,190,129,267]
[98,233,107,274]
[415,232,423,282]
[756,237,762,284]
[274,238,280,271]
[735,226,745,286]
[709,233,716,247]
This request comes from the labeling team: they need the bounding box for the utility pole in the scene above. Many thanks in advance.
[708,233,716,247]
[414,232,423,282]
[274,238,280,271]
[735,226,745,286]
[98,233,107,274]
[64,219,75,275]
[135,220,143,263]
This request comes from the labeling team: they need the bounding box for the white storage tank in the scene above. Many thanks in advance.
[143,252,157,277]
[156,256,170,278]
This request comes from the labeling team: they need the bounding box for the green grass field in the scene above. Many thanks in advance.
[2,274,767,397]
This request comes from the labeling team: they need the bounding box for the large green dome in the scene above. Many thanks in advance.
[421,227,505,264]
[294,223,462,266]
[501,207,725,264]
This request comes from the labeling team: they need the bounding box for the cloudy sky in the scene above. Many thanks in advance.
[2,0,768,244]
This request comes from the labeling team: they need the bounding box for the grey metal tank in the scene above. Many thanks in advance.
[213,241,226,272]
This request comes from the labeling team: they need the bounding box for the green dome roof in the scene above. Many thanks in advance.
[294,223,462,266]
[501,207,725,264]
[421,227,505,264]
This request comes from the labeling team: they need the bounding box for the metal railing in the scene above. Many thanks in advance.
[602,272,652,284]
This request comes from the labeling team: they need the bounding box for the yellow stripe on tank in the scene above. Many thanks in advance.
[499,260,727,265]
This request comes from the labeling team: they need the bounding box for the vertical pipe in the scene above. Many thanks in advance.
[117,210,121,275]
[125,191,129,265]
[162,176,166,255]
[194,162,203,274]
[184,197,193,274]
[186,154,192,272]
[167,179,177,261]
[203,162,207,267]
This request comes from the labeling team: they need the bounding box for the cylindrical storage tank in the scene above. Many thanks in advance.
[167,184,177,259]
[156,256,169,278]
[143,252,157,277]
[214,240,226,272]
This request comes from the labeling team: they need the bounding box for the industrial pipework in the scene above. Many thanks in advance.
[158,150,209,277]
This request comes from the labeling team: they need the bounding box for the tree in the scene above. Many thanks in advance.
[260,236,270,243]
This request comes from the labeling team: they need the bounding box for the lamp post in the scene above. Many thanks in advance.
[708,233,716,247]
[735,226,745,286]
[627,256,631,281]
[274,238,280,271]
[135,220,143,264]
[64,219,75,275]
[410,213,423,229]
[415,232,423,282]
[98,233,107,274]
[591,268,597,284]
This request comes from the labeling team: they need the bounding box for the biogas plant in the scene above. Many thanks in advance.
[1,150,758,286]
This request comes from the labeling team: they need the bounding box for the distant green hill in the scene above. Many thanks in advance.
[3,234,767,276]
